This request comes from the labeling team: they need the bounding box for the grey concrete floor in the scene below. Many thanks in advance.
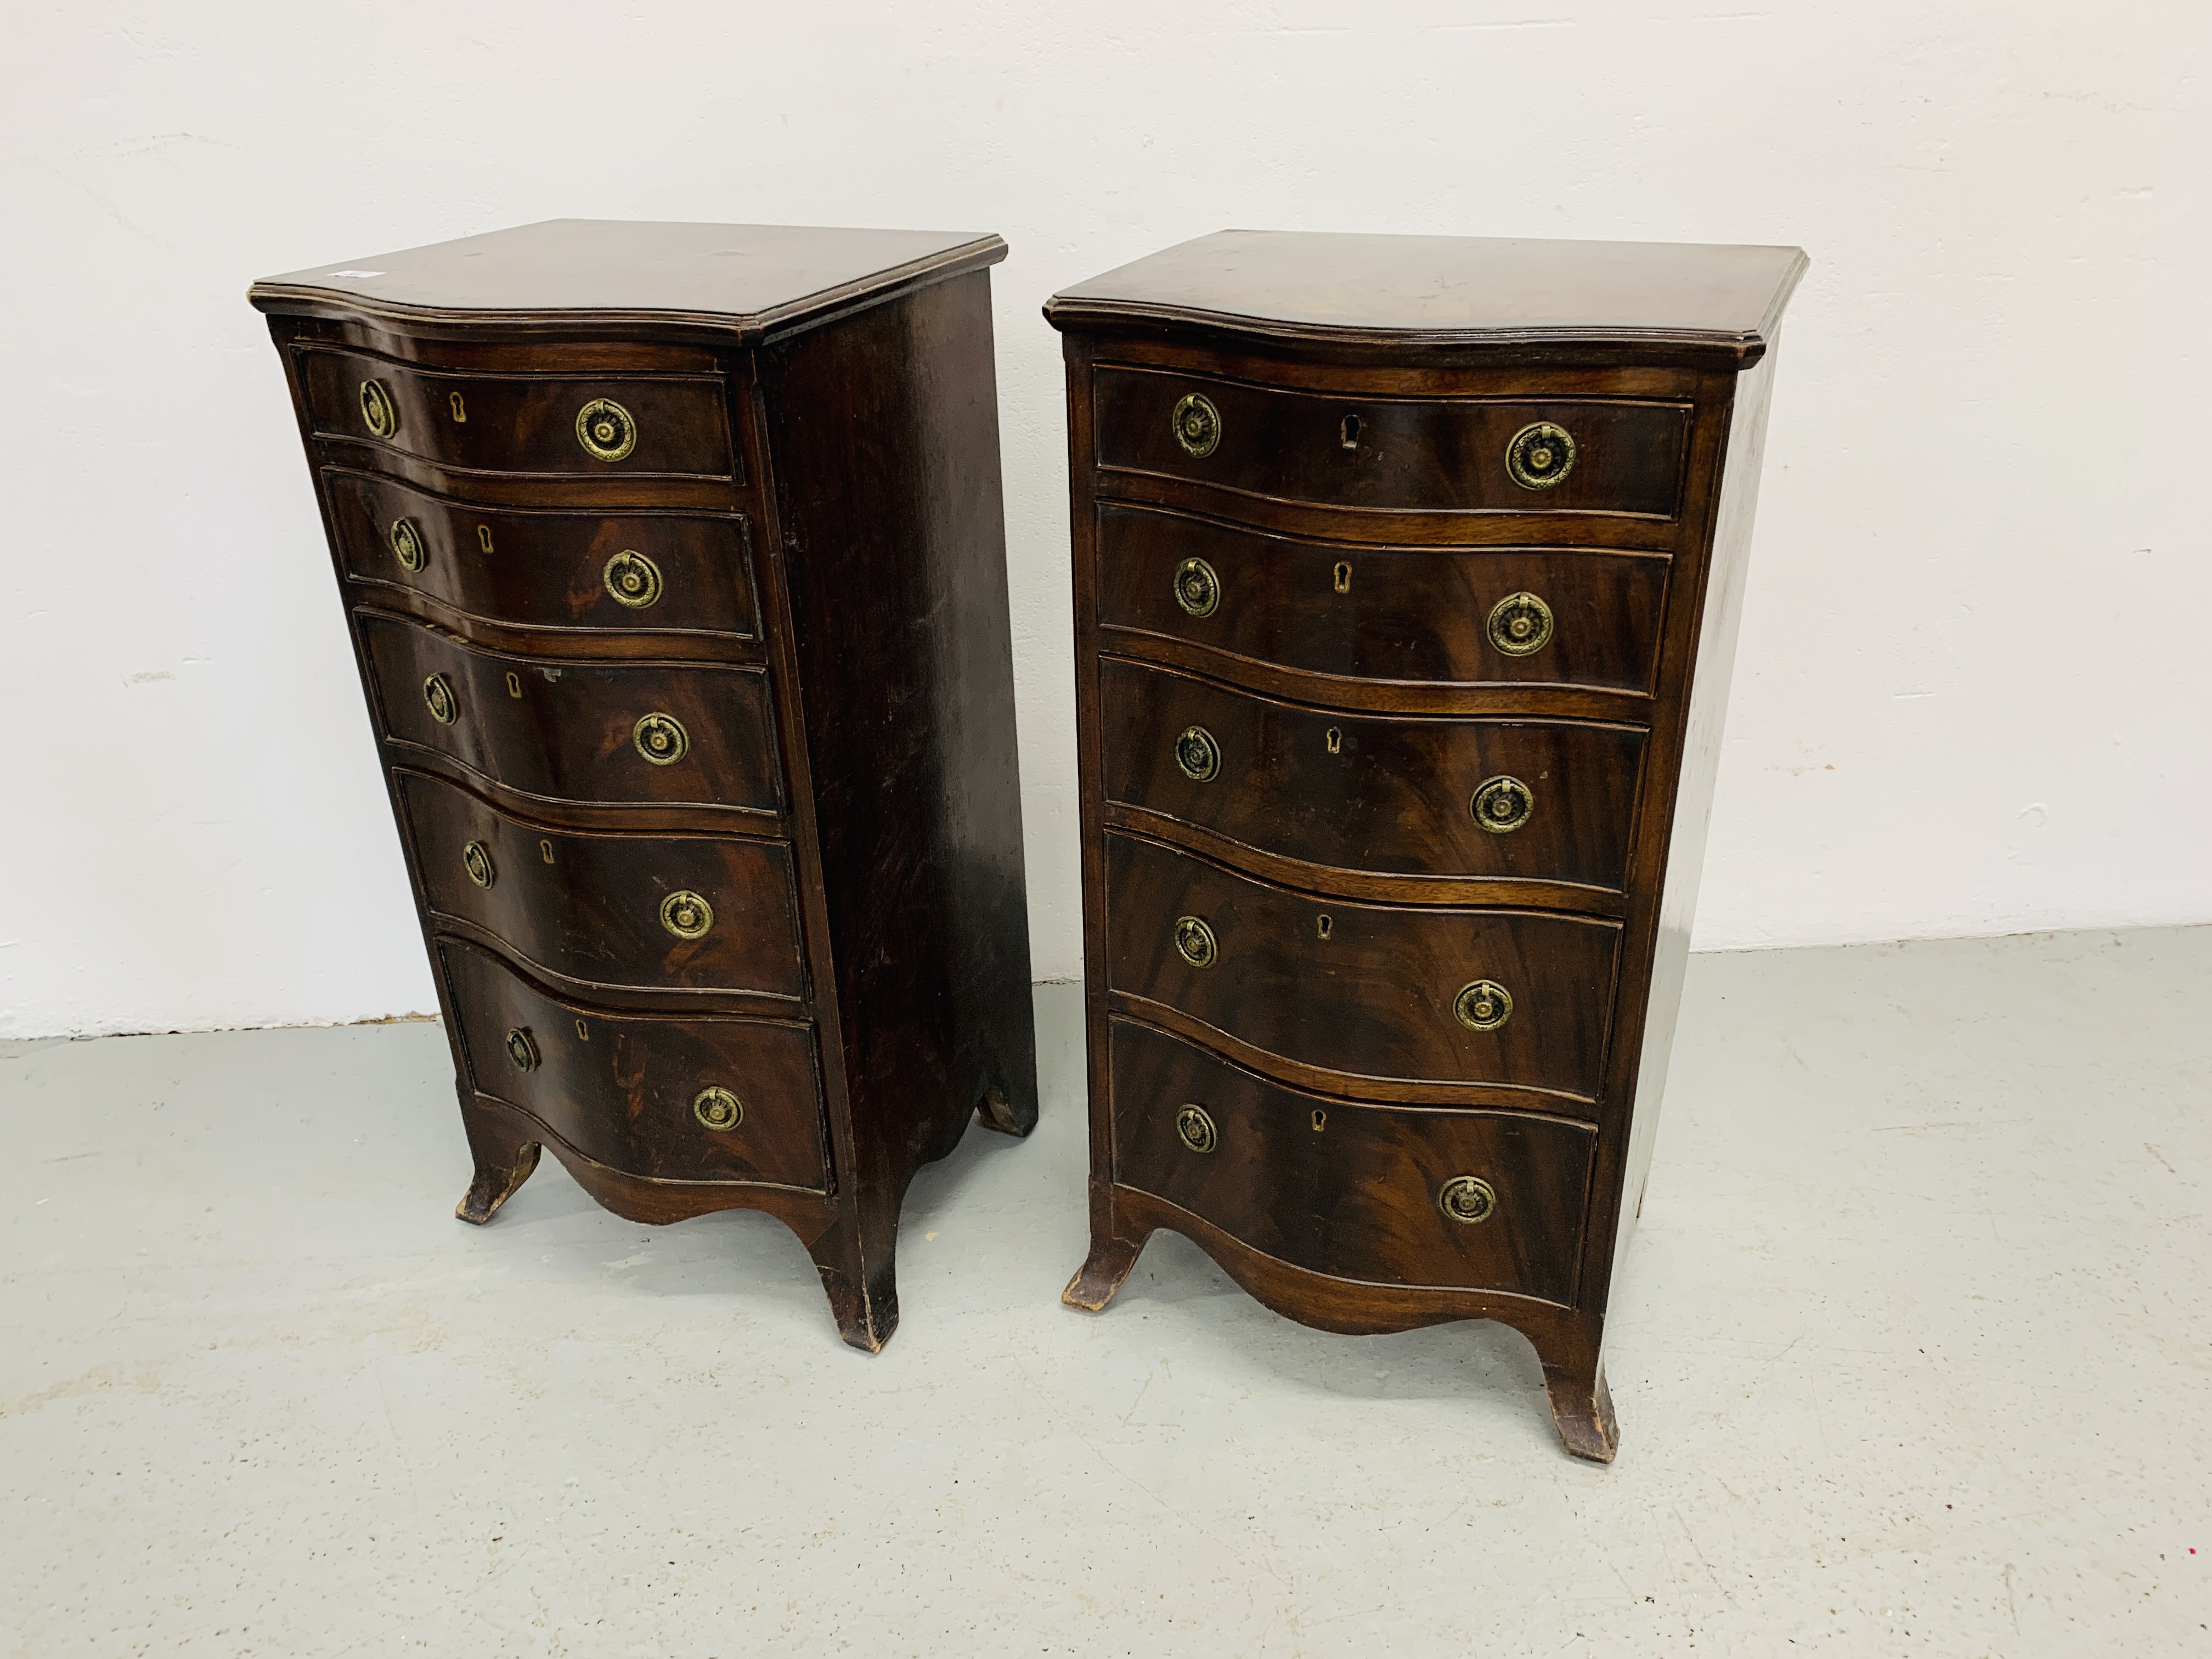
[3,928,2208,1657]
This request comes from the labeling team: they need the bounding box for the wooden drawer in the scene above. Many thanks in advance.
[443,940,827,1189]
[1105,834,1618,1104]
[1093,366,1687,520]
[1102,660,1643,892]
[359,612,782,815]
[396,771,806,1000]
[326,471,758,640]
[298,348,735,478]
[1097,504,1667,695]
[1110,1019,1593,1303]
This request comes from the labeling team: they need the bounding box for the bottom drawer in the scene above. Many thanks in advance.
[1110,1020,1593,1304]
[442,940,830,1191]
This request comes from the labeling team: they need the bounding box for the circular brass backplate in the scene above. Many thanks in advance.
[1172,557,1220,618]
[1486,591,1554,656]
[603,549,663,610]
[422,674,458,725]
[1175,725,1221,782]
[1173,915,1218,969]
[1438,1175,1497,1225]
[504,1027,540,1072]
[1171,392,1222,458]
[660,889,714,940]
[390,517,428,573]
[693,1086,744,1132]
[462,840,495,889]
[575,398,638,462]
[359,378,399,439]
[1175,1104,1217,1154]
[1471,774,1534,834]
[1505,421,1576,490]
[633,712,689,766]
[1453,979,1514,1031]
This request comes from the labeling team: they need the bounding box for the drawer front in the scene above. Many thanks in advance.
[1103,660,1643,890]
[328,472,758,639]
[442,940,828,1190]
[300,349,735,477]
[397,771,806,999]
[1105,834,1618,1102]
[1094,367,1688,519]
[360,613,782,814]
[1110,1020,1593,1303]
[1097,505,1667,694]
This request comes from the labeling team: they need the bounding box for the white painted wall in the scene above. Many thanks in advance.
[4,2,2207,1038]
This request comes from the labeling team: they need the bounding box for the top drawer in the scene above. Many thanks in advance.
[1093,366,1687,520]
[297,349,737,479]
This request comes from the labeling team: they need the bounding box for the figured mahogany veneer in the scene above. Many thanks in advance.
[1052,229,1804,1460]
[254,219,1038,1351]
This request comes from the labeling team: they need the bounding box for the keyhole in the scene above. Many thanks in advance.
[539,839,556,864]
[1340,414,1361,449]
[1333,562,1351,594]
[477,524,494,554]
[449,391,467,423]
[1311,1109,1327,1132]
[574,1018,589,1041]
[505,672,522,699]
[1325,728,1342,755]
[1317,915,1333,940]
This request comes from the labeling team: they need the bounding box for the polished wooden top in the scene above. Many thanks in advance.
[249,219,1006,340]
[1047,230,1807,364]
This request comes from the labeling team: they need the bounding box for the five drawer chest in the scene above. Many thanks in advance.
[1047,231,1805,1459]
[250,220,1037,1353]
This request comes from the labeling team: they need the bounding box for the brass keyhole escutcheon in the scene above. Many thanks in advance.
[1171,392,1222,458]
[389,517,427,573]
[1175,1104,1217,1154]
[1325,727,1342,755]
[422,674,458,725]
[1439,1175,1498,1225]
[693,1086,744,1132]
[633,712,689,766]
[462,840,495,889]
[539,839,556,864]
[1471,775,1534,834]
[1506,421,1577,490]
[1311,1109,1327,1132]
[1172,556,1220,618]
[1173,915,1217,969]
[504,1027,540,1073]
[1333,561,1352,595]
[1454,979,1514,1032]
[1486,592,1555,657]
[574,397,638,462]
[660,889,714,940]
[603,550,663,610]
[477,524,495,554]
[575,1019,590,1041]
[1175,725,1221,782]
[505,672,522,699]
[359,377,399,439]
[449,391,467,424]
[1316,914,1333,940]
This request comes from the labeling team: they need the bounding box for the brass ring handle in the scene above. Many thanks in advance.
[1438,1175,1497,1224]
[632,712,689,766]
[462,841,495,889]
[659,889,714,940]
[1173,915,1217,969]
[359,378,399,439]
[1172,557,1220,618]
[389,517,428,573]
[422,674,458,725]
[1453,979,1513,1031]
[1505,421,1576,490]
[1471,775,1534,834]
[1175,725,1221,782]
[1171,392,1221,458]
[575,398,638,462]
[1175,1104,1217,1154]
[603,550,663,609]
[693,1086,744,1132]
[504,1027,540,1072]
[1486,591,1554,656]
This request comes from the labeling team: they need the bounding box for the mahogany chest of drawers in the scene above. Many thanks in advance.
[1048,231,1804,1459]
[250,220,1037,1352]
